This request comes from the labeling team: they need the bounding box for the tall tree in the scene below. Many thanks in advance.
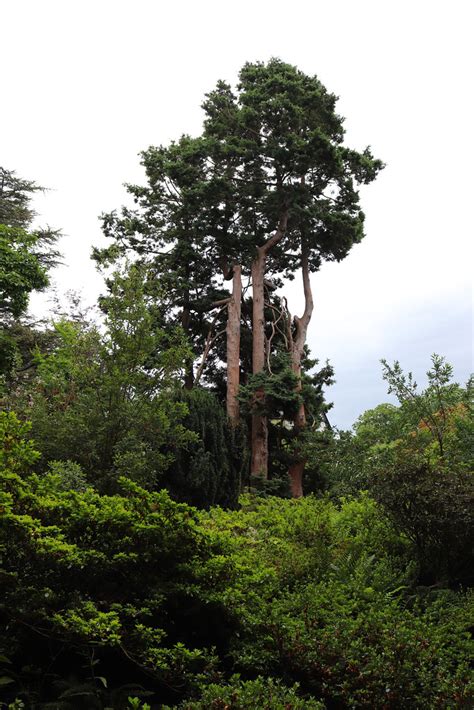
[0,167,60,377]
[97,60,381,492]
[202,59,383,484]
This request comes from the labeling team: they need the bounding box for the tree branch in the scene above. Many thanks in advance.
[193,305,227,385]
[259,210,289,256]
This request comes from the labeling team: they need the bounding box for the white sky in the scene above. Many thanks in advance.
[2,0,473,427]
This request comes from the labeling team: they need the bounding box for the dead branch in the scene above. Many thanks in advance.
[193,305,227,385]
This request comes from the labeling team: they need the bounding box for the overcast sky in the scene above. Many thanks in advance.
[2,0,472,428]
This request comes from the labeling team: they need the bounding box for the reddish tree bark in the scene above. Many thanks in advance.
[251,212,288,478]
[226,265,242,426]
[288,246,313,497]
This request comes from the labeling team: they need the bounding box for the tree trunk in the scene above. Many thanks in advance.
[184,367,194,390]
[288,247,313,497]
[226,265,242,425]
[250,211,288,479]
[288,357,306,498]
[251,250,268,476]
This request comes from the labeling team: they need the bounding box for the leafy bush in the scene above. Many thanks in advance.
[165,388,243,509]
[4,265,194,493]
[1,412,472,708]
[371,456,474,585]
[0,412,228,707]
[233,582,473,708]
[201,495,473,709]
[47,459,88,491]
[173,676,325,709]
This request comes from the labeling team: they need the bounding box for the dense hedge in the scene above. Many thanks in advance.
[1,412,473,708]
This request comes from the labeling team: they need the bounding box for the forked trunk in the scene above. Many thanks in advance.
[226,265,242,425]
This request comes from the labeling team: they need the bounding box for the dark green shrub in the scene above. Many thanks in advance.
[166,388,243,509]
[0,412,227,707]
[372,458,474,585]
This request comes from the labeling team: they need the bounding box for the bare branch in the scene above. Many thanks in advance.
[193,305,227,385]
[211,297,232,308]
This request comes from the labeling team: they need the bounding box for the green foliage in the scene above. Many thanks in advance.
[0,167,42,228]
[1,411,472,707]
[0,416,228,707]
[231,581,473,708]
[239,364,300,420]
[238,352,334,487]
[0,224,49,319]
[165,388,242,509]
[202,58,383,275]
[46,459,88,492]
[127,698,151,710]
[198,495,472,708]
[354,403,403,447]
[303,429,363,496]
[367,356,474,584]
[381,354,468,458]
[304,356,474,585]
[371,457,473,585]
[0,318,58,396]
[174,676,325,709]
[5,265,194,491]
[95,59,382,403]
[94,136,230,388]
[0,166,60,381]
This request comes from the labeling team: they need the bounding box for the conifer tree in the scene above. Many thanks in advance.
[95,137,229,390]
[0,167,60,376]
[202,59,383,485]
[97,59,382,493]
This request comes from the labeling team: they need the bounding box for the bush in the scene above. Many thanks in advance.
[2,413,472,708]
[0,412,229,707]
[228,581,473,708]
[372,457,474,585]
[174,676,325,709]
[165,388,243,509]
[201,495,473,709]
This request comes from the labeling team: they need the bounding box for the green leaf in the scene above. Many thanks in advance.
[0,676,15,686]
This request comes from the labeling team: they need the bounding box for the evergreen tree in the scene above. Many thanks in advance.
[94,137,230,390]
[202,59,383,489]
[95,59,382,495]
[165,388,242,509]
[0,167,60,377]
